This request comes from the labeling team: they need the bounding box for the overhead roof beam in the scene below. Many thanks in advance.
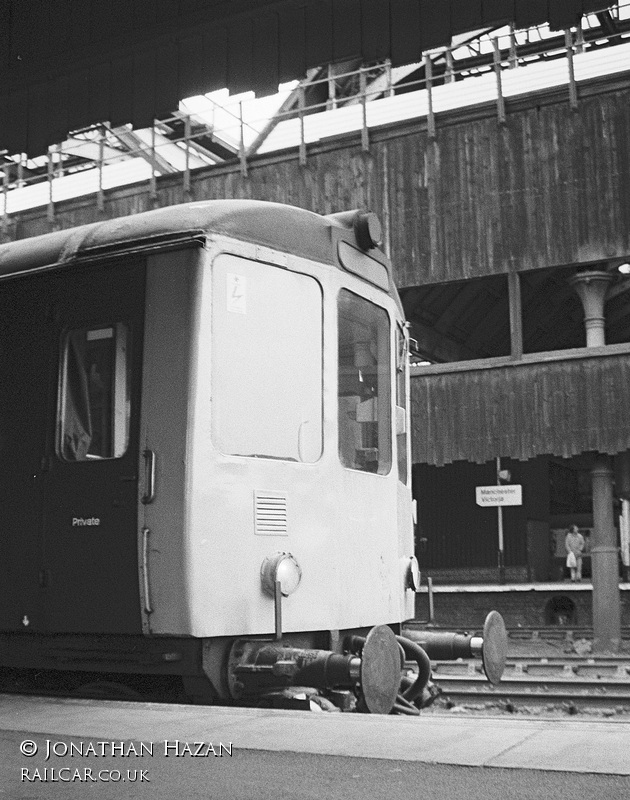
[596,11,619,36]
[153,120,218,168]
[343,63,419,107]
[108,127,180,176]
[60,136,124,163]
[245,68,320,158]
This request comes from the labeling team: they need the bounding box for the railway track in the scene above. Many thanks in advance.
[428,655,630,711]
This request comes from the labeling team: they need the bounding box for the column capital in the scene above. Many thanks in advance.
[569,270,613,348]
[592,453,614,478]
[568,269,613,288]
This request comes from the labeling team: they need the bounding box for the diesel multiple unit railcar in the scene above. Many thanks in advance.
[0,200,505,712]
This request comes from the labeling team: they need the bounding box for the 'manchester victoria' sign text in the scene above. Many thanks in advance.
[475,485,523,507]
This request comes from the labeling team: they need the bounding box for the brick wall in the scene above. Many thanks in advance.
[424,567,529,585]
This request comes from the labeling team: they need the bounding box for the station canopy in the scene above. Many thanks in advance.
[0,0,615,156]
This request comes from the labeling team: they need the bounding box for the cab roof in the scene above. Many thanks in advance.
[0,199,367,278]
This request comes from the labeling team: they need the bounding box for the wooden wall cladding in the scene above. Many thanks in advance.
[8,76,630,287]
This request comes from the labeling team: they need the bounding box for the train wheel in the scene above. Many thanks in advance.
[182,675,217,705]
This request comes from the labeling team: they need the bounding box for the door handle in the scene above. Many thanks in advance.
[141,449,156,504]
[142,527,152,614]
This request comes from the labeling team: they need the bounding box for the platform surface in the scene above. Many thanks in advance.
[1,694,629,776]
[416,581,630,593]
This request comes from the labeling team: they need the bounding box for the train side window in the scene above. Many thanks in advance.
[338,290,391,475]
[58,323,130,461]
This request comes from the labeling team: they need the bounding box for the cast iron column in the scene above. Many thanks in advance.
[569,269,620,652]
[591,456,621,652]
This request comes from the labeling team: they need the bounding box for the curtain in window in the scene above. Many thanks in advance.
[62,330,92,460]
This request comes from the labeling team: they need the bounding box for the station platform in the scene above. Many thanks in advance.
[1,693,629,777]
[417,581,630,594]
[414,581,630,632]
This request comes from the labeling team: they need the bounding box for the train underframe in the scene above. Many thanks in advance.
[0,613,507,714]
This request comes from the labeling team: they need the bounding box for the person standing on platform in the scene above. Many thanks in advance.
[565,524,585,582]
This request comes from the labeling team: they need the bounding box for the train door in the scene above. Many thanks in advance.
[0,274,52,633]
[40,261,146,634]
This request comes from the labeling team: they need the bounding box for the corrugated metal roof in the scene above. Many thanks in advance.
[0,0,614,156]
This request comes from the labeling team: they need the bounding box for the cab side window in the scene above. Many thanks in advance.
[338,290,391,474]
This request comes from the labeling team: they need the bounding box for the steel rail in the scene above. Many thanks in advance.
[435,682,630,709]
[424,658,630,709]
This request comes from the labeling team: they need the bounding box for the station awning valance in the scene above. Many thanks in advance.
[411,343,630,466]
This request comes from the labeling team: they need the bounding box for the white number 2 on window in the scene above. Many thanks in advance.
[227,273,247,314]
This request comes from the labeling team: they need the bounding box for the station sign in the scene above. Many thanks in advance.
[476,485,522,507]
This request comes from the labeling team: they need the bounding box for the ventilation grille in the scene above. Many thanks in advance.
[254,491,288,536]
